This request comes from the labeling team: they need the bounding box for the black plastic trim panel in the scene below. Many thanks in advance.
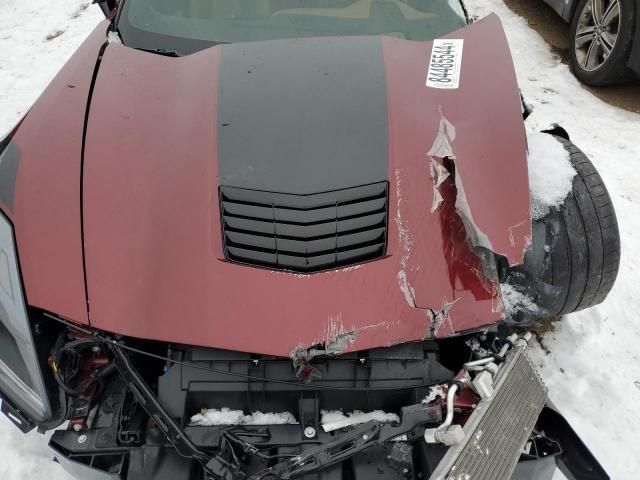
[219,182,388,272]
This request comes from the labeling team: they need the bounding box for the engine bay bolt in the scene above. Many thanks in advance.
[362,434,369,441]
[77,434,87,444]
[72,423,82,432]
[304,426,316,439]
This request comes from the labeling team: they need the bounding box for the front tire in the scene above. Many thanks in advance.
[504,136,620,323]
[569,0,636,86]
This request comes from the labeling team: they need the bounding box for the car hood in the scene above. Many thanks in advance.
[9,15,531,356]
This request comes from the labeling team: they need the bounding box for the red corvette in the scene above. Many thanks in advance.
[0,1,620,479]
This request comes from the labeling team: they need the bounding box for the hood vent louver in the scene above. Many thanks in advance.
[220,182,388,272]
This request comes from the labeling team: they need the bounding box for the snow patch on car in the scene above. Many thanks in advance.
[190,408,298,426]
[500,282,539,317]
[320,410,400,427]
[107,31,122,44]
[526,131,576,220]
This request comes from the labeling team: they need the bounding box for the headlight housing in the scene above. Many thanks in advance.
[0,210,52,423]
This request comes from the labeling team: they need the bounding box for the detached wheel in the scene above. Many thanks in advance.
[504,136,620,323]
[569,0,636,86]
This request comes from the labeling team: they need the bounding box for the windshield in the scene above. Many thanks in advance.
[117,0,467,55]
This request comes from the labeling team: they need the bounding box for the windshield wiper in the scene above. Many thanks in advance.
[134,47,182,57]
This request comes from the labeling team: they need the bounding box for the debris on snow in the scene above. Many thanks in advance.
[45,30,65,41]
[190,408,298,426]
[500,282,539,317]
[526,130,576,220]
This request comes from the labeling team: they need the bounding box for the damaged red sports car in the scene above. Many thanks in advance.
[0,1,621,479]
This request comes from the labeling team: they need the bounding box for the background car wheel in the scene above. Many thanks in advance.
[569,0,636,86]
[502,135,620,324]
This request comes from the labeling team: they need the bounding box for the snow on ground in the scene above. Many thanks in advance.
[0,0,103,135]
[0,0,639,478]
[0,405,72,480]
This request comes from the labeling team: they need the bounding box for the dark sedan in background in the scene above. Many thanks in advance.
[543,0,639,85]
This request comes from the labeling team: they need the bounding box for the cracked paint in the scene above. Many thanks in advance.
[290,314,405,379]
[395,168,418,308]
[291,312,403,364]
[428,110,454,214]
[430,297,461,337]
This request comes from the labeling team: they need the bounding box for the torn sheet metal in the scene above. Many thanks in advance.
[429,156,450,213]
[453,169,494,252]
[428,112,457,159]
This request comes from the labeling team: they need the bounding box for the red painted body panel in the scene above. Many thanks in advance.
[382,15,531,335]
[7,21,110,324]
[81,14,530,355]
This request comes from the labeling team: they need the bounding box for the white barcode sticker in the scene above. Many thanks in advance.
[426,39,464,89]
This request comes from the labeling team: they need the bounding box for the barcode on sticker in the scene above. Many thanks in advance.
[426,39,464,89]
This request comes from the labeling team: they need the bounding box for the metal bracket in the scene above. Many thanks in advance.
[251,403,440,479]
[109,344,211,465]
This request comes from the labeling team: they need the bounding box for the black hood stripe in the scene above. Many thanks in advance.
[217,36,389,194]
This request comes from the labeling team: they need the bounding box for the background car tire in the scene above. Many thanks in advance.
[569,0,636,86]
[503,135,621,323]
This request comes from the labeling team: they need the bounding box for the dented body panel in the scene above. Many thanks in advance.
[8,15,530,356]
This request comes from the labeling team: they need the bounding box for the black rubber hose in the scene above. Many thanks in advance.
[51,337,115,396]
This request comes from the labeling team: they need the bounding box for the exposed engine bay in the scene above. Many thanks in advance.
[3,314,600,480]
